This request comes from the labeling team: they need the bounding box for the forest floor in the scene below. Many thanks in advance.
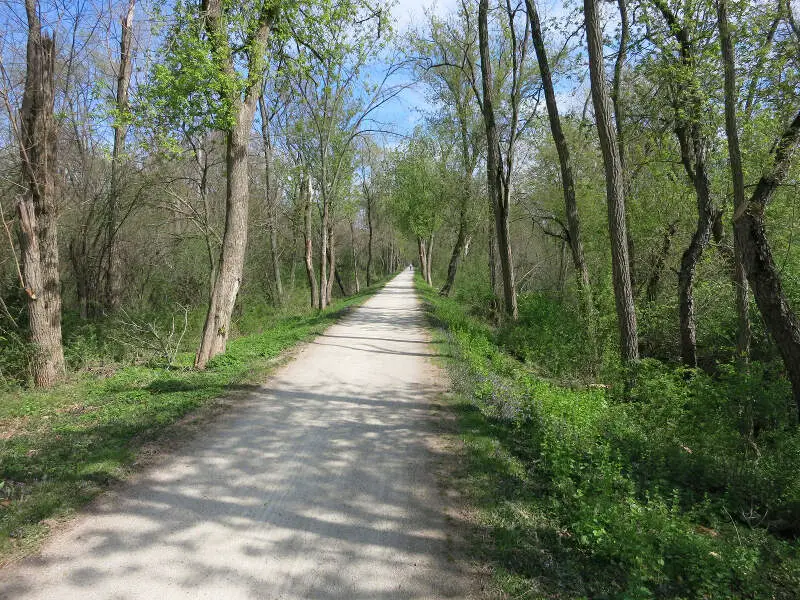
[0,271,481,599]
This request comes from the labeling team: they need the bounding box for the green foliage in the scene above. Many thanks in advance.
[387,135,447,239]
[418,277,800,599]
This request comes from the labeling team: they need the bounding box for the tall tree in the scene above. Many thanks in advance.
[584,0,639,363]
[650,0,722,367]
[258,87,283,305]
[415,12,482,297]
[717,0,751,361]
[190,0,278,369]
[14,0,65,387]
[104,0,136,312]
[475,0,531,319]
[524,0,592,301]
[734,110,800,417]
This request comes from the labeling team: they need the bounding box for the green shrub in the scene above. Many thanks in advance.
[417,278,800,599]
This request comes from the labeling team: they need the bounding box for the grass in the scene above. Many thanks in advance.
[0,281,386,564]
[417,276,800,600]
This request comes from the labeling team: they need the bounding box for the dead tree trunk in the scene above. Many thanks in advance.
[195,2,274,369]
[16,0,64,387]
[301,174,318,309]
[584,0,639,363]
[734,110,800,417]
[104,0,136,313]
[718,0,751,361]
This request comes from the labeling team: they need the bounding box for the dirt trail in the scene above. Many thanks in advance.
[0,270,474,599]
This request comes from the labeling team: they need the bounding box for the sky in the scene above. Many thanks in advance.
[364,0,461,139]
[371,0,586,140]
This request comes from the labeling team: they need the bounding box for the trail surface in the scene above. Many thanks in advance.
[1,271,473,599]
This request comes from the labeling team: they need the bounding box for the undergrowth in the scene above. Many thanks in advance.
[419,277,800,599]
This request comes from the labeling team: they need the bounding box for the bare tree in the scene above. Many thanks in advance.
[104,0,136,312]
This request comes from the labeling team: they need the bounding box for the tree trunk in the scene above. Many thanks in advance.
[734,110,800,417]
[677,200,715,366]
[425,233,434,285]
[478,0,517,319]
[417,237,427,279]
[195,110,253,368]
[441,219,466,296]
[526,0,591,294]
[350,220,360,293]
[301,174,318,309]
[335,266,346,297]
[258,93,283,304]
[673,108,720,367]
[584,0,639,363]
[612,0,637,291]
[646,220,677,303]
[16,0,64,387]
[718,0,751,361]
[325,225,336,304]
[488,221,497,297]
[319,195,329,309]
[195,1,273,369]
[104,0,136,313]
[366,195,373,286]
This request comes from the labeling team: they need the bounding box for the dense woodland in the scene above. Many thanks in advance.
[1,0,800,596]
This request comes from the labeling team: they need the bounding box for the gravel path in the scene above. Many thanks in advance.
[1,270,474,599]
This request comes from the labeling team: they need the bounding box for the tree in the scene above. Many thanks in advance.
[388,136,444,285]
[475,0,531,320]
[258,85,284,305]
[105,0,137,312]
[12,0,65,387]
[584,0,639,363]
[649,0,724,367]
[524,0,592,305]
[717,0,750,362]
[734,111,800,417]
[149,0,279,369]
[413,11,483,297]
[287,0,397,308]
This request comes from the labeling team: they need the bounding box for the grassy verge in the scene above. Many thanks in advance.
[0,281,386,563]
[417,277,799,599]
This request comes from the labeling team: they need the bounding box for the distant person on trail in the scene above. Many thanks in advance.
[408,264,413,271]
